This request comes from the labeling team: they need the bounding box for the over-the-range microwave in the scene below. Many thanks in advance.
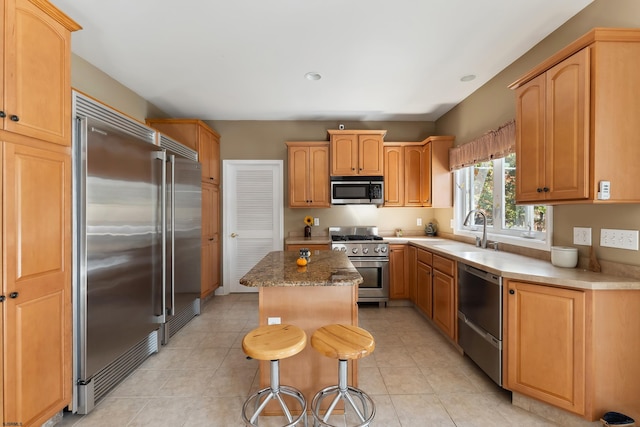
[330,176,384,205]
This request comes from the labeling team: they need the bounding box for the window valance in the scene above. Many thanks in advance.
[449,119,515,171]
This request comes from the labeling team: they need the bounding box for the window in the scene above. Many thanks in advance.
[454,153,551,249]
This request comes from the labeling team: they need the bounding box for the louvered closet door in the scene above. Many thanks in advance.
[223,160,284,293]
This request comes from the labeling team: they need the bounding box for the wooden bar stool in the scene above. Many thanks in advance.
[242,324,308,427]
[310,324,376,427]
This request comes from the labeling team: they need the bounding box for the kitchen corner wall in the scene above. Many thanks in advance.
[206,120,447,238]
[435,0,640,266]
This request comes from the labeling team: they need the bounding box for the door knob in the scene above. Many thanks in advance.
[10,115,19,122]
[0,295,5,302]
[9,292,18,298]
[231,233,239,238]
[509,289,515,295]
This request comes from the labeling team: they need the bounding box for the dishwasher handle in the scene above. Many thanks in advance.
[460,263,501,285]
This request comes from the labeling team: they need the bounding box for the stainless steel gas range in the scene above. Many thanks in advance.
[329,226,389,306]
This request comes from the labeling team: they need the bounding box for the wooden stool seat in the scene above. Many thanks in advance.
[243,324,307,361]
[311,324,375,360]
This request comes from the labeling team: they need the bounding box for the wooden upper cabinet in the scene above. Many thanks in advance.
[383,146,404,206]
[328,130,385,176]
[510,28,640,204]
[404,146,422,206]
[286,142,330,208]
[145,119,220,185]
[2,0,80,146]
[383,137,453,208]
[514,50,589,203]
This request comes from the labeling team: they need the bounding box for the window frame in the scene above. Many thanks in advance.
[453,156,552,251]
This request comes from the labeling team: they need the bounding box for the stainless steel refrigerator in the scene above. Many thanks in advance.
[72,92,201,414]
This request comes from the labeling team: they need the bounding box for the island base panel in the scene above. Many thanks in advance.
[258,285,358,415]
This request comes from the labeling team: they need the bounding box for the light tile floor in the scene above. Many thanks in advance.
[59,293,562,427]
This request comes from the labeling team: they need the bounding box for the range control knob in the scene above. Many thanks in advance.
[340,247,347,252]
[333,247,340,251]
[362,247,369,254]
[374,247,380,253]
[352,247,359,254]
[380,246,387,253]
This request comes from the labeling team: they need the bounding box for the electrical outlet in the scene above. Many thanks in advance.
[573,227,592,245]
[417,218,422,226]
[314,217,319,226]
[267,317,281,325]
[600,228,639,250]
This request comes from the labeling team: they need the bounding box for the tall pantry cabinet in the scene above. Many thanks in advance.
[145,119,221,298]
[0,1,81,426]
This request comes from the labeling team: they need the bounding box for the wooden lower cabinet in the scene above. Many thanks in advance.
[389,244,408,299]
[416,260,432,317]
[505,280,640,421]
[2,141,71,426]
[408,246,417,303]
[201,183,220,297]
[506,280,586,415]
[432,270,455,340]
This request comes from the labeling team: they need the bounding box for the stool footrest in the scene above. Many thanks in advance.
[242,385,308,427]
[311,385,376,427]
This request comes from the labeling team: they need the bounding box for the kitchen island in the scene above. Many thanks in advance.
[240,250,363,415]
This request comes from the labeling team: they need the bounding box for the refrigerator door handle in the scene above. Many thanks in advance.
[156,150,167,323]
[169,154,176,316]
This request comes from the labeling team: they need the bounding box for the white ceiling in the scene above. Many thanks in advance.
[52,0,593,122]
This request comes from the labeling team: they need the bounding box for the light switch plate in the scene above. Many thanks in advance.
[314,217,319,226]
[417,218,422,226]
[267,317,281,325]
[600,228,639,250]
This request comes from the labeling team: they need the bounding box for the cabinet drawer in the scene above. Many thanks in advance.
[433,254,455,276]
[417,249,432,265]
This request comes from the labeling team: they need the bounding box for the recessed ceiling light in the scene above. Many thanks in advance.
[460,74,476,82]
[305,72,322,81]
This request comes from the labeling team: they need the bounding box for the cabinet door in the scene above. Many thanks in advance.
[202,183,214,239]
[545,48,590,201]
[3,142,71,426]
[432,270,455,340]
[201,241,214,297]
[389,244,408,299]
[309,146,330,207]
[198,127,213,183]
[288,146,311,207]
[421,143,432,206]
[4,0,74,146]
[383,146,404,206]
[330,134,358,175]
[358,134,383,175]
[408,246,417,303]
[515,74,547,202]
[506,281,586,415]
[416,261,432,317]
[404,146,422,206]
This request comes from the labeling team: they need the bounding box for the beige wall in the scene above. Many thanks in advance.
[69,0,640,264]
[70,54,168,122]
[206,120,445,238]
[435,0,640,265]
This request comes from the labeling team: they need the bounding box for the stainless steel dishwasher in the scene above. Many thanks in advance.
[457,263,503,386]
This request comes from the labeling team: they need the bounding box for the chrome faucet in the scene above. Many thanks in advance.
[463,209,488,249]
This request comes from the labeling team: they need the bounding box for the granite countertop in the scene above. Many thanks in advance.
[285,236,331,245]
[392,238,640,291]
[239,250,363,287]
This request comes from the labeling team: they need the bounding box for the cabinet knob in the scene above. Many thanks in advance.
[351,168,355,171]
[536,188,543,193]
[509,289,515,295]
[543,187,550,192]
[0,111,5,118]
[10,115,19,122]
[0,295,5,302]
[9,292,18,299]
